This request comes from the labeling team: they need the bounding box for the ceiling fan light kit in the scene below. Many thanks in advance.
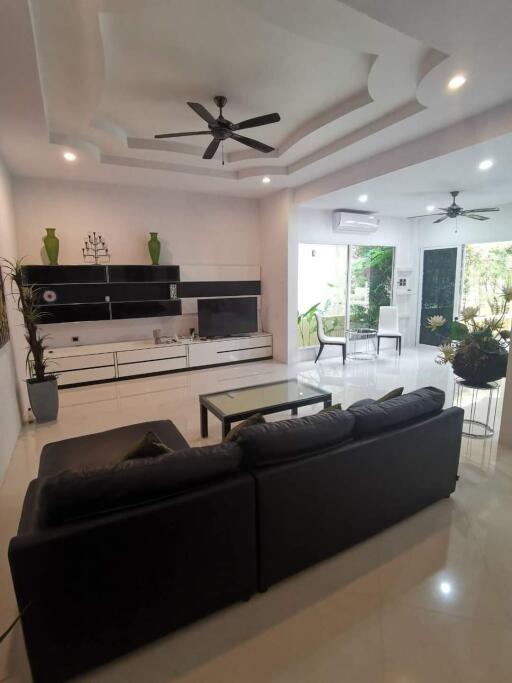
[155,96,280,164]
[410,191,499,223]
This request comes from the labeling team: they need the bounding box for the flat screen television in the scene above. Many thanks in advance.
[198,296,258,338]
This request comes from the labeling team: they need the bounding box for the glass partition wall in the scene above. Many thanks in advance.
[297,243,394,348]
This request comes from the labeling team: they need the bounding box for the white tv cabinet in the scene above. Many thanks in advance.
[42,333,273,388]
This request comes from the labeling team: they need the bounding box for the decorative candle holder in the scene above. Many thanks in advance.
[82,232,111,264]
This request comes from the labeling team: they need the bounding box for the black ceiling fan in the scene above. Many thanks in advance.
[154,95,280,161]
[410,190,500,223]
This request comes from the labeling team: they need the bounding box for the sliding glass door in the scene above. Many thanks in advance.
[297,243,394,348]
[462,241,512,332]
[418,247,459,345]
[349,246,394,328]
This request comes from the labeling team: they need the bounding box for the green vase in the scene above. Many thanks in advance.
[148,232,161,265]
[43,228,59,265]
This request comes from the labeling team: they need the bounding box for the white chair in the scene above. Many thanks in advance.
[314,312,346,364]
[377,306,401,355]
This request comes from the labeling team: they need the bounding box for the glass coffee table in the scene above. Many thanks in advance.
[199,379,332,438]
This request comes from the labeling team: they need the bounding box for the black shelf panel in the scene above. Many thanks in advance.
[111,300,182,320]
[36,282,173,305]
[23,265,107,284]
[177,281,261,298]
[39,303,110,324]
[108,265,180,283]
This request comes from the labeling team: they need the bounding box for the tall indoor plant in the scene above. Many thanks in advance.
[427,287,511,386]
[1,258,59,422]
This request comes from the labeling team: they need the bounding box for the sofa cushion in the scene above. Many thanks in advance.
[38,420,189,478]
[123,431,173,461]
[38,442,241,527]
[235,410,355,468]
[348,386,445,436]
[347,398,376,409]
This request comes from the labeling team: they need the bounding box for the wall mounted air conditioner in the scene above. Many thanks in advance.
[332,210,379,234]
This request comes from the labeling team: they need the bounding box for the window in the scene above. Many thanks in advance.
[297,243,395,348]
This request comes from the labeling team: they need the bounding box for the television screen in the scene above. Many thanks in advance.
[198,297,258,338]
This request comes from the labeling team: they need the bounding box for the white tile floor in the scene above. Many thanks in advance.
[1,345,512,682]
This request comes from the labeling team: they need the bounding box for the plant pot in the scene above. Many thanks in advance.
[43,228,59,265]
[148,232,161,265]
[452,348,508,386]
[27,377,59,422]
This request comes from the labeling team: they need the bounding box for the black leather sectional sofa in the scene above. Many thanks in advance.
[9,386,463,682]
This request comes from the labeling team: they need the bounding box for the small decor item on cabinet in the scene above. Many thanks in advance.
[1,258,59,423]
[43,228,59,265]
[153,328,162,345]
[169,283,178,300]
[427,287,511,386]
[148,232,161,265]
[82,232,111,264]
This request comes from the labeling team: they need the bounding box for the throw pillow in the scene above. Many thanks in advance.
[223,413,266,443]
[319,402,342,413]
[377,387,404,402]
[123,431,173,461]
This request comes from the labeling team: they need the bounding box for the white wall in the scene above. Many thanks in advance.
[13,177,261,346]
[293,207,417,356]
[0,160,22,480]
[259,190,294,363]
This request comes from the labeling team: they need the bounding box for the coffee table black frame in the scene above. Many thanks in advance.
[199,380,332,438]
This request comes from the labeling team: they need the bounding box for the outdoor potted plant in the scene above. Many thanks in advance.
[1,259,58,422]
[427,286,511,386]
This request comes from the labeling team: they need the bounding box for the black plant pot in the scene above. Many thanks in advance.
[452,348,508,386]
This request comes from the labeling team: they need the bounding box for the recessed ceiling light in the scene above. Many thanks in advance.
[427,205,436,212]
[478,159,494,171]
[439,581,452,596]
[63,151,77,162]
[262,176,271,184]
[448,74,467,91]
[358,193,368,203]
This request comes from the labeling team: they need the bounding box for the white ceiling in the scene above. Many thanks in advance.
[303,133,512,216]
[1,0,512,207]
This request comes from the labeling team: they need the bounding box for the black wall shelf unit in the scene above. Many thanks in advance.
[23,265,182,324]
[22,265,261,325]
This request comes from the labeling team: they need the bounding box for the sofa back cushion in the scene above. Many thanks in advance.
[38,442,241,527]
[348,386,445,436]
[236,410,355,468]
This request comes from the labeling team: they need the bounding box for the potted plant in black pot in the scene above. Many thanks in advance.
[1,259,59,422]
[427,287,511,386]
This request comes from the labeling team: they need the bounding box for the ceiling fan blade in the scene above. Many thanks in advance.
[154,131,211,139]
[231,133,274,153]
[202,138,220,159]
[233,113,281,131]
[187,102,217,125]
[409,213,446,218]
[462,207,500,213]
[464,214,490,221]
[433,216,449,223]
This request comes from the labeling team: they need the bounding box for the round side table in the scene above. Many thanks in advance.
[347,327,377,360]
[452,378,500,439]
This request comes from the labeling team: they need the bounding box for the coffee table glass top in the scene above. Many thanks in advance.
[200,379,329,418]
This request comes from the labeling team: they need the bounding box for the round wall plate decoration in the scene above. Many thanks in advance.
[42,289,57,303]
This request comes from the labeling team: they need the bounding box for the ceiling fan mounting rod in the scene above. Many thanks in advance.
[213,95,227,115]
